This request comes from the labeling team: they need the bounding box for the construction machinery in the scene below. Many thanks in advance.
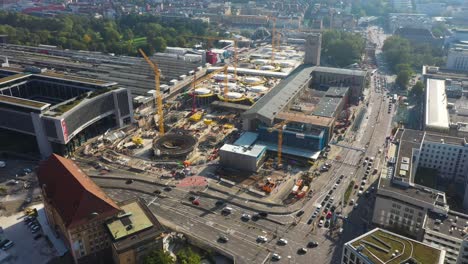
[139,49,165,135]
[268,120,288,169]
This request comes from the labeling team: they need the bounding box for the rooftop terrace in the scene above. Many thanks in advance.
[349,228,443,264]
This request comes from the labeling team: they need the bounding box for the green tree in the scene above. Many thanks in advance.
[396,70,411,89]
[176,248,201,264]
[150,36,167,52]
[411,81,425,97]
[144,249,174,264]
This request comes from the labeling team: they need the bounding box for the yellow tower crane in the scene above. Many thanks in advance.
[139,49,164,135]
[268,120,288,169]
[271,17,277,63]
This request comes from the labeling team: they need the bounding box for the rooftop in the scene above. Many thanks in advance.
[424,210,468,240]
[276,111,334,127]
[424,133,467,146]
[348,228,443,264]
[0,73,30,85]
[313,66,367,77]
[425,79,449,131]
[233,132,259,148]
[37,154,121,228]
[325,86,349,98]
[242,65,315,124]
[0,94,50,110]
[107,198,165,252]
[312,97,343,118]
[220,144,266,158]
[378,129,442,204]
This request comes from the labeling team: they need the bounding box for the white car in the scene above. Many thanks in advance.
[272,253,281,260]
[358,191,363,196]
[318,220,324,227]
[257,236,268,243]
[354,203,359,209]
[278,238,288,245]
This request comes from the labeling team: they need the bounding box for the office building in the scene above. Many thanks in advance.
[304,34,321,66]
[447,48,468,72]
[373,128,468,263]
[37,154,121,263]
[342,228,445,264]
[106,198,166,264]
[0,67,133,158]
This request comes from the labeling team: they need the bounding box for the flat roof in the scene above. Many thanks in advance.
[0,73,30,85]
[425,79,449,131]
[233,132,258,148]
[220,144,266,158]
[312,97,342,118]
[276,111,334,128]
[0,94,50,110]
[242,65,315,124]
[378,129,441,204]
[348,228,443,264]
[313,66,367,77]
[106,201,153,241]
[424,133,467,146]
[325,86,349,97]
[425,210,468,240]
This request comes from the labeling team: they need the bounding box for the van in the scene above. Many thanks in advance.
[2,240,14,250]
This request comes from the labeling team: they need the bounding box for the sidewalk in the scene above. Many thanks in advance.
[32,204,68,256]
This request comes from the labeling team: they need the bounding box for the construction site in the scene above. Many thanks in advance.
[0,28,368,204]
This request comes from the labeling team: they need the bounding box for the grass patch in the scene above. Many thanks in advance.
[344,180,354,203]
[352,229,441,264]
[55,98,83,114]
[414,167,438,189]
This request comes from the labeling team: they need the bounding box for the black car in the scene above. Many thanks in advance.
[163,186,172,191]
[215,200,225,206]
[125,179,134,184]
[218,235,229,243]
[328,190,333,195]
[153,189,161,195]
[297,248,308,255]
[307,218,313,225]
[0,239,9,248]
[189,196,196,201]
[307,241,318,248]
[259,212,268,218]
[339,174,344,179]
[296,210,305,217]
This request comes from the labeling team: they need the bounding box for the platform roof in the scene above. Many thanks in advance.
[425,79,449,131]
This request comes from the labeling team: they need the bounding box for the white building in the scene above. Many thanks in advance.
[342,228,445,264]
[425,79,450,133]
[447,48,468,72]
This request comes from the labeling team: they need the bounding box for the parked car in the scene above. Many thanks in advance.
[296,210,305,216]
[278,238,288,245]
[307,241,318,248]
[257,236,268,243]
[272,253,281,261]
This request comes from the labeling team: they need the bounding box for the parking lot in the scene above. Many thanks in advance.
[0,205,61,264]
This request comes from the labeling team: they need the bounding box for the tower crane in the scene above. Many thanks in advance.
[268,120,289,169]
[270,17,277,63]
[139,49,164,135]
